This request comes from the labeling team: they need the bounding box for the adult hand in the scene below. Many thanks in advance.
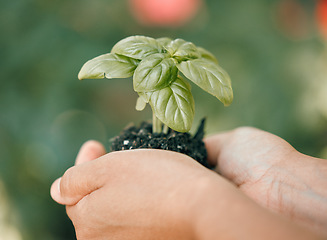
[205,127,327,236]
[50,140,320,240]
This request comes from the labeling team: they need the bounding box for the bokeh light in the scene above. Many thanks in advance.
[129,0,203,27]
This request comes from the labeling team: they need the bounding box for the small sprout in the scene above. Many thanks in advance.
[78,35,233,133]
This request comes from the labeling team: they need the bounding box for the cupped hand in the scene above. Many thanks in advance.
[50,141,236,240]
[205,127,296,204]
[50,139,323,240]
[205,127,327,236]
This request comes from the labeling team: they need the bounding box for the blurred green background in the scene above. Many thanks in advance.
[1,0,327,239]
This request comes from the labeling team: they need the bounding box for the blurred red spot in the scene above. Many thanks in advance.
[316,0,327,39]
[129,0,202,27]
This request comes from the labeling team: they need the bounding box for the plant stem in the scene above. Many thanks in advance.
[162,124,169,134]
[152,113,162,133]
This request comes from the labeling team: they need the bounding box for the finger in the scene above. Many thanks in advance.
[204,131,232,167]
[50,178,63,204]
[51,140,106,205]
[75,140,106,166]
[51,149,199,206]
[50,157,107,206]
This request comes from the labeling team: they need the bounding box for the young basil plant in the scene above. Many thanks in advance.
[78,36,233,133]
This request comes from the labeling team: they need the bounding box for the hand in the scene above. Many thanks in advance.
[51,140,322,240]
[50,141,231,239]
[205,127,327,236]
[205,127,296,203]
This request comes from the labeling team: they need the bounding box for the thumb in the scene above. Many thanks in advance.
[204,131,232,168]
[50,158,106,205]
[75,140,106,165]
[50,140,106,205]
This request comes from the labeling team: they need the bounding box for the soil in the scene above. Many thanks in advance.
[110,118,211,168]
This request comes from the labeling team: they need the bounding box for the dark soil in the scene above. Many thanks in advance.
[110,119,211,168]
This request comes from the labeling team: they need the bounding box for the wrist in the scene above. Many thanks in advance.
[189,173,260,240]
[189,174,237,240]
[189,172,321,240]
[268,152,327,236]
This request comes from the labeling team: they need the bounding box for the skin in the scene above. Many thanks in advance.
[205,126,327,236]
[51,127,327,240]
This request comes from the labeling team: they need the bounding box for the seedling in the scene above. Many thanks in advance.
[78,36,233,133]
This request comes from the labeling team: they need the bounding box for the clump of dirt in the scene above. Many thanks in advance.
[110,119,211,168]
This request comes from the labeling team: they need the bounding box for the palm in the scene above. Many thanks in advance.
[205,127,296,210]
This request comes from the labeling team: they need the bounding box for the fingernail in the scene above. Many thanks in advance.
[57,177,61,194]
[50,177,62,203]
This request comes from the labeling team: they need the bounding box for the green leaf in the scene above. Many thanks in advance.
[111,36,165,60]
[177,59,233,106]
[197,47,219,64]
[139,77,195,132]
[133,53,178,92]
[78,53,139,80]
[166,39,201,62]
[156,37,172,48]
[135,96,147,111]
